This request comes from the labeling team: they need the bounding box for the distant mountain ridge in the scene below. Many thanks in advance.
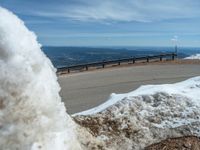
[42,46,195,68]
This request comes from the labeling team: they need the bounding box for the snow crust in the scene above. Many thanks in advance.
[0,7,81,150]
[75,76,200,116]
[185,54,200,60]
[74,76,200,149]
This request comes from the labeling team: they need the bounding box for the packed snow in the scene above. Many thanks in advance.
[1,6,200,150]
[0,7,82,150]
[185,54,200,60]
[74,76,200,149]
[74,76,200,116]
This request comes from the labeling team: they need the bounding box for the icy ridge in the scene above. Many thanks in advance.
[74,77,200,149]
[74,76,200,116]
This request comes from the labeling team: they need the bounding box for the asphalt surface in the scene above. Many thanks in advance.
[58,64,200,114]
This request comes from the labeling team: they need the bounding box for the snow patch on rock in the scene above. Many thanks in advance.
[185,54,200,60]
[74,77,200,149]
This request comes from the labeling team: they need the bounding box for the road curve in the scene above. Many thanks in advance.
[58,63,200,114]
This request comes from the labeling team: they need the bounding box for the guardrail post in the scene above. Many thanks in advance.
[133,58,135,64]
[160,56,162,61]
[172,53,175,60]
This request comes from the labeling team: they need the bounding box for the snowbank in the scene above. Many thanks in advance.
[74,76,200,149]
[74,76,200,115]
[0,7,81,150]
[185,54,200,60]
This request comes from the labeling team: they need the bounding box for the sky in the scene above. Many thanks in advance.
[0,0,200,47]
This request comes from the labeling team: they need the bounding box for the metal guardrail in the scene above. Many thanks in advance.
[57,53,177,73]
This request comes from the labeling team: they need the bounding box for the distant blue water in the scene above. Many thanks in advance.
[42,46,200,68]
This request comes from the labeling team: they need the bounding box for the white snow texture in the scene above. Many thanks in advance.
[185,54,200,60]
[0,7,81,150]
[74,76,200,149]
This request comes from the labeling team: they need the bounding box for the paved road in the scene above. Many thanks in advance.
[58,64,200,114]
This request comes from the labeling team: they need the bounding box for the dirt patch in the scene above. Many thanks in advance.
[145,136,200,150]
[0,99,5,109]
[74,115,131,137]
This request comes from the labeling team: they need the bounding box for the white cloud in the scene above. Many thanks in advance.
[171,35,178,42]
[31,0,200,22]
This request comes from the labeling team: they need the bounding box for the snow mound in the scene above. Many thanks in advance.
[74,77,200,149]
[185,54,200,60]
[75,77,200,115]
[0,7,82,150]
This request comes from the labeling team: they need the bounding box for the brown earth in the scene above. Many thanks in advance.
[74,114,200,150]
[145,136,200,150]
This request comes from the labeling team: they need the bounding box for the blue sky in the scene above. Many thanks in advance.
[1,0,200,47]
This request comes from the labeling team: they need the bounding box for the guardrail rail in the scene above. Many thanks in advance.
[57,53,177,74]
